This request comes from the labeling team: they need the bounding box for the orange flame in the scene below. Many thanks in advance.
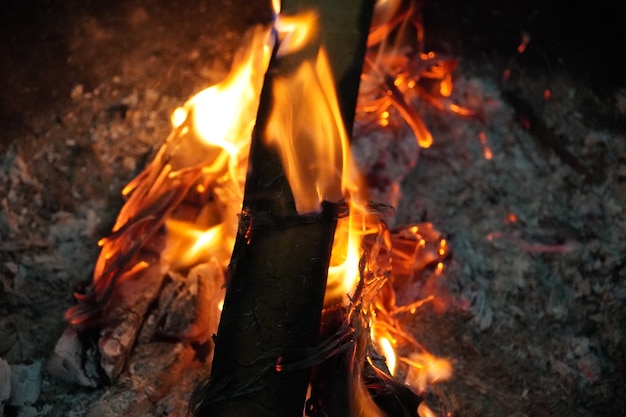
[404,352,453,394]
[266,48,351,213]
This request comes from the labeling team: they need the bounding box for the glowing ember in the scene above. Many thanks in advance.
[478,131,493,160]
[543,88,551,100]
[358,1,475,149]
[517,31,531,54]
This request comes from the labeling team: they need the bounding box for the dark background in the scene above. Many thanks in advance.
[423,0,626,96]
[0,0,271,145]
[1,0,624,144]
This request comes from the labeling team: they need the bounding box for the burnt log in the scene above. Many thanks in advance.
[191,0,375,416]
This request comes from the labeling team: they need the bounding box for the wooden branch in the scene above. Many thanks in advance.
[191,1,375,416]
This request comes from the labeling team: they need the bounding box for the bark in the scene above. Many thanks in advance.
[191,1,375,416]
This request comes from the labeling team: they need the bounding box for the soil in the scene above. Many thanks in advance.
[1,1,625,416]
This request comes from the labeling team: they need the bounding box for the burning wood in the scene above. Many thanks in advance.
[48,1,464,415]
[191,0,376,414]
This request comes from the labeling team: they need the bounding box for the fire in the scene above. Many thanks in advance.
[404,352,454,394]
[162,220,230,270]
[274,10,318,56]
[65,0,464,415]
[326,204,379,303]
[376,335,397,375]
[266,47,350,213]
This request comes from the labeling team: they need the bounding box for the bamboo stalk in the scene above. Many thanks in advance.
[191,1,374,416]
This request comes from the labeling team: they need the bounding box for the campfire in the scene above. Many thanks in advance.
[3,0,625,415]
[48,1,468,415]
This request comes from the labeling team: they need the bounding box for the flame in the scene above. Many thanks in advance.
[275,11,318,57]
[159,26,275,271]
[404,352,453,394]
[162,221,232,270]
[266,47,351,213]
[375,333,397,376]
[325,204,381,303]
[418,402,439,417]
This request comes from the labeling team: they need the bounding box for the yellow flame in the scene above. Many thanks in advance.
[377,335,397,376]
[403,352,453,394]
[271,0,281,15]
[275,11,318,57]
[266,47,352,214]
[150,25,274,274]
[326,220,362,301]
[187,37,272,166]
[326,199,384,305]
[417,402,438,417]
[171,107,187,128]
[163,220,233,270]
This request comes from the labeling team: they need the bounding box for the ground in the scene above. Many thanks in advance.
[1,1,625,416]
